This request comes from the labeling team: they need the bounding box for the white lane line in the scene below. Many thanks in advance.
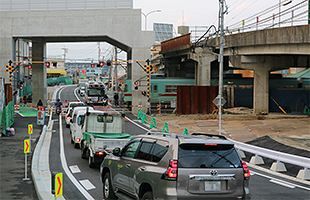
[74,87,81,101]
[79,179,96,191]
[59,114,95,199]
[58,87,65,101]
[270,179,295,189]
[125,116,149,132]
[59,114,95,200]
[69,165,81,174]
[252,170,310,191]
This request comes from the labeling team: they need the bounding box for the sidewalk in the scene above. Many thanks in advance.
[0,114,42,200]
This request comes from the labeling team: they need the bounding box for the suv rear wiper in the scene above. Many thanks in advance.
[209,149,238,168]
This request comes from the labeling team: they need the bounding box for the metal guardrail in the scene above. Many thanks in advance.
[231,139,310,169]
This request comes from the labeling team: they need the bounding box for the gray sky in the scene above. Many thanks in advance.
[48,0,308,61]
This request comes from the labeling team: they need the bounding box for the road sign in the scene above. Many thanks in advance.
[213,95,227,108]
[28,124,33,135]
[54,173,63,198]
[24,139,30,154]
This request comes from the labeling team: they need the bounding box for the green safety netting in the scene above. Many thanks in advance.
[47,76,73,86]
[0,101,14,131]
[19,85,32,97]
[18,105,37,117]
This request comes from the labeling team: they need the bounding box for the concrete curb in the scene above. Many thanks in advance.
[32,87,66,200]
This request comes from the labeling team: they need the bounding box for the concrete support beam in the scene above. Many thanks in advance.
[32,40,47,105]
[0,38,13,83]
[253,66,270,114]
[192,48,216,86]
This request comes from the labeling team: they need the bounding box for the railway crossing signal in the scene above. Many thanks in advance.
[5,63,14,82]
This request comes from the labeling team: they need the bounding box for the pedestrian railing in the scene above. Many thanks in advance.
[231,139,310,181]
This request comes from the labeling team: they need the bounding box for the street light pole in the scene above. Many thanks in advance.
[142,10,161,30]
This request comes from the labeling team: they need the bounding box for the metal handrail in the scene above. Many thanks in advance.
[231,139,310,169]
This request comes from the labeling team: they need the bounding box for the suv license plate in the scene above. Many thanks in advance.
[205,181,221,191]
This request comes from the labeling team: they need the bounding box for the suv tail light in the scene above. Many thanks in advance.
[242,161,250,179]
[163,160,178,180]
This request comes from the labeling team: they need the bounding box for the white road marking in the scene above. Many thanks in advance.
[58,88,95,200]
[69,165,81,174]
[74,87,80,101]
[79,179,96,190]
[252,170,310,191]
[270,179,295,189]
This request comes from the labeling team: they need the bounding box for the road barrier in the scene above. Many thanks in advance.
[134,110,310,181]
[232,139,310,180]
[0,101,14,134]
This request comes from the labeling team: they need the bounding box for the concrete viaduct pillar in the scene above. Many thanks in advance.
[253,66,272,114]
[31,39,47,105]
[192,48,216,86]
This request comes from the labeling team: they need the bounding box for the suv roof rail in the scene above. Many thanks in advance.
[191,133,227,140]
[146,131,180,138]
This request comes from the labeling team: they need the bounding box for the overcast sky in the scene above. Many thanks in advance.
[47,0,307,61]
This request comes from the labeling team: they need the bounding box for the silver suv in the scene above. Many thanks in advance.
[100,133,250,200]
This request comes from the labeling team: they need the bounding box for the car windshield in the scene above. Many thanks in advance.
[178,143,241,168]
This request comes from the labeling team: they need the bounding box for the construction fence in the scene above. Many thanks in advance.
[0,101,15,133]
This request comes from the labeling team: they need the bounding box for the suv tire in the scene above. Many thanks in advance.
[103,172,116,200]
[141,192,153,200]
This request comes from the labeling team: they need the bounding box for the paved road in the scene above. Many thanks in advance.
[48,85,310,200]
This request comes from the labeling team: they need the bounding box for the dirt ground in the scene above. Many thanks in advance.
[154,110,310,151]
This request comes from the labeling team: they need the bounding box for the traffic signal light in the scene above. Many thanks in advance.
[106,60,112,66]
[99,61,105,67]
[45,62,50,68]
[91,63,96,68]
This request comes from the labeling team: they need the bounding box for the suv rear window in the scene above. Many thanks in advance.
[178,144,241,168]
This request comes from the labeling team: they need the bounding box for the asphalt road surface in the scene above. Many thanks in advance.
[48,85,310,200]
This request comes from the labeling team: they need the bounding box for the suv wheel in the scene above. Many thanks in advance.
[141,192,153,200]
[103,172,116,200]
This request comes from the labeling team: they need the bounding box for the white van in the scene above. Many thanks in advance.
[70,106,93,148]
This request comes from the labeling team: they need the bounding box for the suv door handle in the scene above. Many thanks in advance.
[126,164,131,168]
[138,167,146,171]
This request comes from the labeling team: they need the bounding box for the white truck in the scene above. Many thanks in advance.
[70,106,94,148]
[80,110,131,168]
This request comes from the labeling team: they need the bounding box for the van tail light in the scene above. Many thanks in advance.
[76,138,81,143]
[242,161,250,179]
[95,151,106,157]
[163,160,178,180]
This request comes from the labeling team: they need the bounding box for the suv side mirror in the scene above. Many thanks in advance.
[112,147,121,157]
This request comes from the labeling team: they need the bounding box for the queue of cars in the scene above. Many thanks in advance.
[62,95,250,199]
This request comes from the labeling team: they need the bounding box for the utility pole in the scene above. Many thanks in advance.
[62,48,68,66]
[308,0,310,24]
[97,42,101,62]
[114,47,118,91]
[218,0,226,135]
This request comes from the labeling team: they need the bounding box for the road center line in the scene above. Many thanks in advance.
[269,179,295,189]
[251,170,310,191]
[58,89,95,200]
